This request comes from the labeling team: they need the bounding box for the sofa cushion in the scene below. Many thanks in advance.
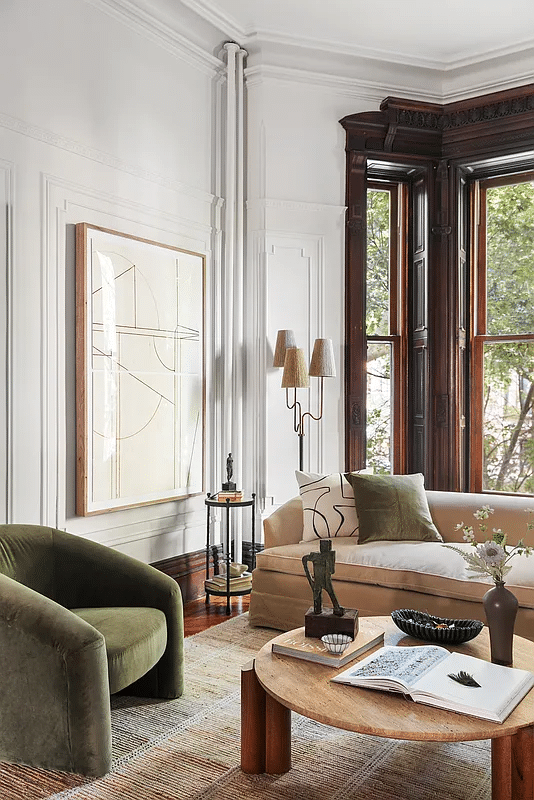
[254,539,534,610]
[71,606,167,695]
[296,471,359,541]
[346,472,442,544]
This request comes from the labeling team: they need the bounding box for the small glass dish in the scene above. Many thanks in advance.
[321,633,353,654]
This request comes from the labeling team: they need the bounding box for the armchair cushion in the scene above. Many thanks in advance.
[71,607,167,694]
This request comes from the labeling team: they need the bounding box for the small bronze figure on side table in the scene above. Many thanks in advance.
[222,452,236,491]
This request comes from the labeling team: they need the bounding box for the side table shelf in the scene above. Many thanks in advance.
[205,492,256,614]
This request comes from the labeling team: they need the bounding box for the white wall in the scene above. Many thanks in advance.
[0,0,222,559]
[245,74,378,514]
[4,0,534,559]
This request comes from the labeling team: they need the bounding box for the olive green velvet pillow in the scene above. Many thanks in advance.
[345,472,442,544]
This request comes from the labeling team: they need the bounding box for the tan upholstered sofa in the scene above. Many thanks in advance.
[249,490,534,641]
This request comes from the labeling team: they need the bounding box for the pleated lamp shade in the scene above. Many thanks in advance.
[309,338,336,377]
[281,347,309,388]
[273,329,297,368]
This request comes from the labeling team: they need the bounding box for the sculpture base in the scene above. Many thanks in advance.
[221,482,237,491]
[304,607,359,639]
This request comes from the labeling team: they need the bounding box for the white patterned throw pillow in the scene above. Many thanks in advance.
[296,471,359,542]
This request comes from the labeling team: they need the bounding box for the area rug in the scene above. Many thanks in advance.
[0,613,492,800]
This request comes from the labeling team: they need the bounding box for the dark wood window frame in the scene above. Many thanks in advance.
[341,85,534,491]
[471,171,534,494]
[365,180,408,474]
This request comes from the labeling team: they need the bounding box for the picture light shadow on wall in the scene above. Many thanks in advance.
[273,329,336,471]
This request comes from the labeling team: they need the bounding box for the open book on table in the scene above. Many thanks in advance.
[331,645,534,723]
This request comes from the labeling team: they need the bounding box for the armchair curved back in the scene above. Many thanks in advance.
[0,524,56,599]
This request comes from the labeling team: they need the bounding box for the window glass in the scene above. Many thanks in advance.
[483,341,534,493]
[366,189,390,336]
[366,342,392,474]
[486,182,534,336]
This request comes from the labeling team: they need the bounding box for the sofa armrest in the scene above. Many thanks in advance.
[0,573,111,775]
[263,497,304,549]
[426,490,534,544]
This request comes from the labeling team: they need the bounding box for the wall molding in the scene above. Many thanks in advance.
[42,175,215,552]
[152,544,221,604]
[0,112,216,206]
[245,53,534,107]
[179,0,243,43]
[0,161,14,523]
[250,229,326,510]
[247,198,346,215]
[245,64,390,102]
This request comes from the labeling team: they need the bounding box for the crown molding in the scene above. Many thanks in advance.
[252,28,534,73]
[247,29,447,72]
[244,64,443,105]
[442,70,534,104]
[84,0,223,75]
[164,0,534,74]
[178,0,245,42]
[84,0,534,102]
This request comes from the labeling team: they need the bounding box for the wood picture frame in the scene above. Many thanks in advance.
[75,223,205,515]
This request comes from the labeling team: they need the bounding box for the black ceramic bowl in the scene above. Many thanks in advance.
[391,609,484,644]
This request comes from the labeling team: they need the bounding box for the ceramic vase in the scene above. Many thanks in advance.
[483,581,518,667]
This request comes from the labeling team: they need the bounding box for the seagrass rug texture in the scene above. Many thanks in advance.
[0,614,492,800]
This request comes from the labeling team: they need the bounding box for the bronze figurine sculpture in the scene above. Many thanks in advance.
[222,452,236,491]
[302,539,345,616]
[302,539,358,639]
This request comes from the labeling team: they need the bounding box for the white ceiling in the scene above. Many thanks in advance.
[180,0,534,69]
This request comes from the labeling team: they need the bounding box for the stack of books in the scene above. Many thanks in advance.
[217,490,244,502]
[271,618,385,667]
[205,571,252,593]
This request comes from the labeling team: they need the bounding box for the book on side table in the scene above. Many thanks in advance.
[271,618,385,668]
[205,572,252,592]
[331,644,534,723]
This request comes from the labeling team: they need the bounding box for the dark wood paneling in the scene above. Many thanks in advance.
[152,545,222,605]
[409,171,430,476]
[344,151,367,470]
[152,541,264,605]
[242,540,264,572]
[341,82,534,490]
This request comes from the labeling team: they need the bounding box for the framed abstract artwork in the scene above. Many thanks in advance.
[75,223,205,515]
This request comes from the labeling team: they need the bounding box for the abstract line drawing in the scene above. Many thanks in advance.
[76,224,205,515]
[297,472,359,539]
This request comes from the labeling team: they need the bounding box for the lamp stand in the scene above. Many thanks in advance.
[286,378,324,472]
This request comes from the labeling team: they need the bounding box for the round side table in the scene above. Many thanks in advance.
[205,493,256,614]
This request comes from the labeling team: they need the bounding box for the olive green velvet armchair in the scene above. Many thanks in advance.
[0,524,184,776]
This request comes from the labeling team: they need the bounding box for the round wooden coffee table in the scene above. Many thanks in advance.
[241,616,534,800]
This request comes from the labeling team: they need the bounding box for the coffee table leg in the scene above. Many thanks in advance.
[492,727,534,800]
[241,660,266,774]
[265,692,291,774]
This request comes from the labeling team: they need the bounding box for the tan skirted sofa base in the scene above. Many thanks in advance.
[249,490,534,642]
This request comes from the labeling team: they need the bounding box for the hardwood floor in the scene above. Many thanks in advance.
[183,593,250,637]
